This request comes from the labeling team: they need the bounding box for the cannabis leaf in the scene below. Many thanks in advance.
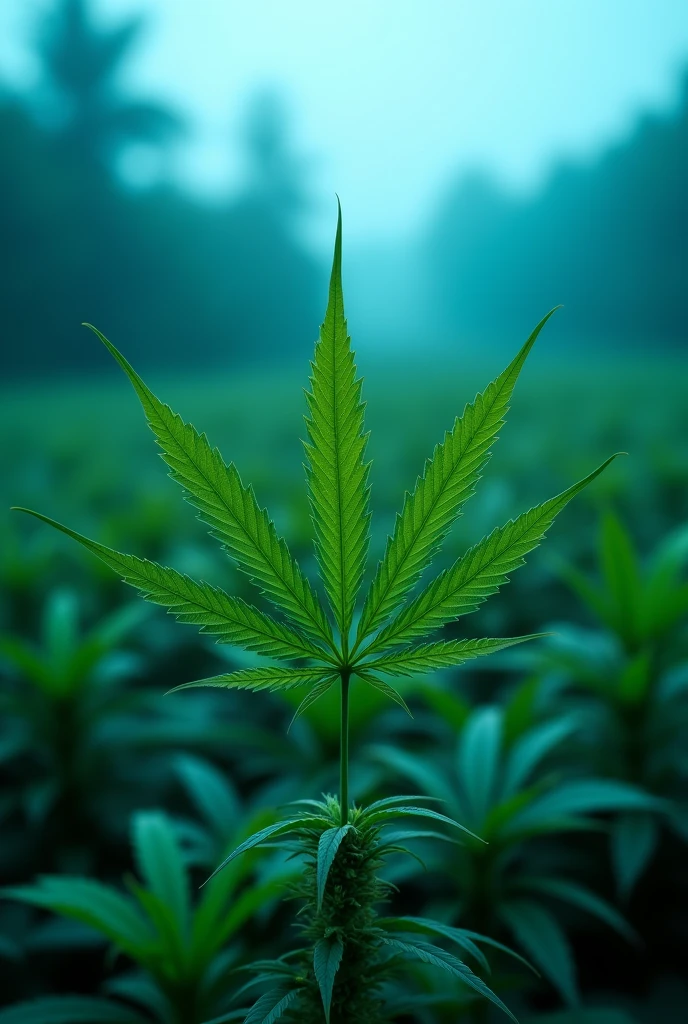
[355,308,557,646]
[365,455,620,655]
[304,200,371,647]
[87,324,333,650]
[168,666,337,694]
[363,634,546,677]
[13,201,618,831]
[10,511,327,664]
[10,202,622,1024]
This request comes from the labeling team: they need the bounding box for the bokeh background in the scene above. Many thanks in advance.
[0,2,687,1022]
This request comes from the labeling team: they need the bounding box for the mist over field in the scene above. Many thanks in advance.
[0,0,686,374]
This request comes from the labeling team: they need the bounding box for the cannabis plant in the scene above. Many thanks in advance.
[536,512,688,896]
[0,589,148,875]
[2,809,288,1024]
[372,704,659,1006]
[14,205,617,1022]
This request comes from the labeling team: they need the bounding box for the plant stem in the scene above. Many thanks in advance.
[340,669,350,826]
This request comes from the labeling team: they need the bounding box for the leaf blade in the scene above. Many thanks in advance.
[131,812,189,939]
[357,309,557,642]
[381,937,518,1022]
[85,325,333,647]
[314,934,344,1024]
[304,203,371,639]
[316,825,353,909]
[12,509,326,663]
[168,666,335,694]
[362,634,545,678]
[370,455,622,650]
[243,989,299,1024]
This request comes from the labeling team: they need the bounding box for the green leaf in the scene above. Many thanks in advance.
[85,325,333,647]
[206,815,331,882]
[362,634,544,677]
[457,706,503,823]
[520,877,637,945]
[125,880,184,968]
[313,934,344,1023]
[500,900,578,1005]
[104,974,172,1022]
[502,716,580,798]
[358,793,443,817]
[3,877,154,956]
[381,937,518,1022]
[303,202,371,639]
[168,666,335,694]
[175,755,240,838]
[132,812,189,938]
[643,522,688,636]
[12,510,324,663]
[419,682,472,730]
[243,989,299,1024]
[503,676,542,742]
[379,915,490,972]
[357,309,557,643]
[610,812,659,898]
[211,877,288,952]
[600,511,641,644]
[370,455,622,651]
[378,829,461,848]
[380,916,535,974]
[288,675,338,729]
[317,825,353,909]
[354,669,413,715]
[502,779,663,839]
[0,998,150,1024]
[362,804,481,841]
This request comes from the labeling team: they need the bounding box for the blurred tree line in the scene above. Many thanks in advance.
[0,0,685,379]
[0,0,323,376]
[426,71,688,348]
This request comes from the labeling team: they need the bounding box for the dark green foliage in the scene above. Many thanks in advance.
[371,702,659,1004]
[0,590,147,872]
[3,809,289,1024]
[0,996,150,1023]
[533,512,688,895]
[224,798,520,1024]
[7,204,629,1021]
[290,805,388,1023]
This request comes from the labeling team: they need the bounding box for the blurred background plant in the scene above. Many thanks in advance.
[0,0,686,1020]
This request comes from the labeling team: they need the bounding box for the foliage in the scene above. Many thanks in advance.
[533,512,688,895]
[2,809,288,1024]
[371,701,660,1006]
[10,201,621,1022]
[210,796,524,1024]
[0,590,147,872]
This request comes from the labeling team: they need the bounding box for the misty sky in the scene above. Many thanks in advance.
[1,0,687,246]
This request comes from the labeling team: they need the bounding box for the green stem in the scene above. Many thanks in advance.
[340,669,350,826]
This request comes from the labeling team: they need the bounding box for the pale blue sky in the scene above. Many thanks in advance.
[2,0,687,246]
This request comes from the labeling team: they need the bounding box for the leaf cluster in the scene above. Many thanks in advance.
[372,701,662,1005]
[13,206,618,739]
[218,796,524,1024]
[2,808,289,1024]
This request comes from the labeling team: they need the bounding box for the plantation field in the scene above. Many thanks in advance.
[0,350,687,1023]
